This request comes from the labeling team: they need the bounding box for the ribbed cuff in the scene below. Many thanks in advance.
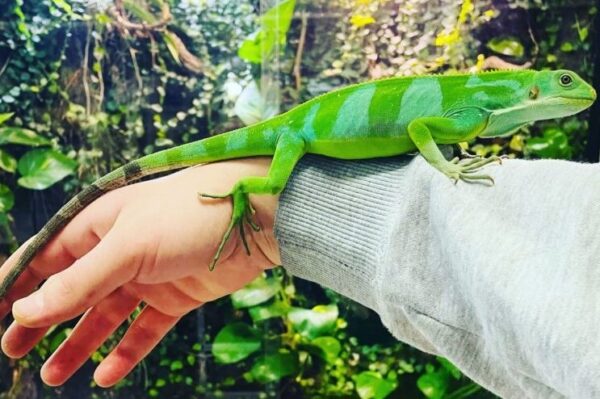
[274,155,412,310]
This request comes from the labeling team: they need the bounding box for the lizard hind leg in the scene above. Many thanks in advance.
[200,187,258,270]
[199,134,306,271]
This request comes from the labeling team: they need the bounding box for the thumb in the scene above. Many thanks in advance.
[12,229,138,328]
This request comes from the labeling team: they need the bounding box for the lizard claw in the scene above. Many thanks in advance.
[199,187,259,271]
[441,155,501,186]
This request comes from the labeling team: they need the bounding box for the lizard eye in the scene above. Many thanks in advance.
[559,74,573,86]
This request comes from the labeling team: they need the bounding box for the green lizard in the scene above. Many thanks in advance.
[0,69,595,299]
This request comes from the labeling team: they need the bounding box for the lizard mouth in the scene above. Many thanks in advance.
[548,96,596,105]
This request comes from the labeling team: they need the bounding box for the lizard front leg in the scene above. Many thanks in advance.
[407,110,500,184]
[199,134,306,270]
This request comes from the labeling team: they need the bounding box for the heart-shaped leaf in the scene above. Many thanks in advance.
[231,275,281,309]
[212,322,261,364]
[288,304,338,339]
[0,127,51,146]
[0,148,17,173]
[17,149,77,190]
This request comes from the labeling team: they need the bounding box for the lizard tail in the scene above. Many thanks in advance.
[0,126,280,299]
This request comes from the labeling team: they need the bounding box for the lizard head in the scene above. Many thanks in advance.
[529,69,596,117]
[480,69,596,137]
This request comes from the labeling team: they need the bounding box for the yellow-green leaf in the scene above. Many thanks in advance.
[0,149,17,173]
[0,184,14,212]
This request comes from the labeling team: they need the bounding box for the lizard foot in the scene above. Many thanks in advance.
[442,155,504,185]
[199,187,260,271]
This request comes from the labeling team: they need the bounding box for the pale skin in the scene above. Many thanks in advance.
[0,158,280,387]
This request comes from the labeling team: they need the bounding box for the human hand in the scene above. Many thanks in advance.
[0,157,281,387]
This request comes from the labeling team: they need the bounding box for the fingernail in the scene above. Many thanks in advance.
[13,293,44,321]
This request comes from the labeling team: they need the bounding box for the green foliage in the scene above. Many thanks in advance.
[486,37,524,57]
[238,0,296,63]
[525,127,573,159]
[204,273,480,398]
[212,322,262,364]
[231,275,281,309]
[0,0,595,397]
[0,112,74,249]
[288,304,338,339]
[354,371,397,399]
[248,351,299,383]
[17,149,77,190]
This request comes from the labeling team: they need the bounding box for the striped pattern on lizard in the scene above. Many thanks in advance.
[0,69,595,299]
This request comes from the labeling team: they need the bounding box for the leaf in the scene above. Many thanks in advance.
[309,336,341,363]
[250,352,299,383]
[288,304,338,339]
[560,42,574,52]
[486,37,524,57]
[0,113,14,126]
[51,0,73,14]
[231,275,281,309]
[354,371,397,399]
[417,370,449,399]
[238,31,264,64]
[238,0,296,64]
[525,128,572,159]
[249,301,288,323]
[212,322,261,364]
[0,149,17,173]
[234,80,278,125]
[0,184,15,212]
[0,127,51,146]
[48,327,72,353]
[163,31,182,65]
[437,357,461,379]
[17,149,77,190]
[261,0,296,32]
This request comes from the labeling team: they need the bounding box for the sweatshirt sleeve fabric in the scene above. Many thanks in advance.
[273,154,600,399]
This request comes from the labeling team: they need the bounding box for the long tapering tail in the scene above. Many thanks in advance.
[0,126,279,299]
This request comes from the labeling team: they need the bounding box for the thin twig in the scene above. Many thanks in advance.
[109,0,171,37]
[82,25,92,116]
[0,55,11,80]
[128,46,143,95]
[482,56,531,70]
[293,11,308,91]
[94,35,105,108]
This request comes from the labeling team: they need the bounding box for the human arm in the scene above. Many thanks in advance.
[0,158,281,387]
[276,155,600,398]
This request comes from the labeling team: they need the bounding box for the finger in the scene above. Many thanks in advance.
[94,306,181,387]
[0,190,127,309]
[12,227,139,328]
[41,287,140,386]
[0,266,44,320]
[1,322,49,359]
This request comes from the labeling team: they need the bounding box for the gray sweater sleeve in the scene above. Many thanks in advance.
[274,154,600,399]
